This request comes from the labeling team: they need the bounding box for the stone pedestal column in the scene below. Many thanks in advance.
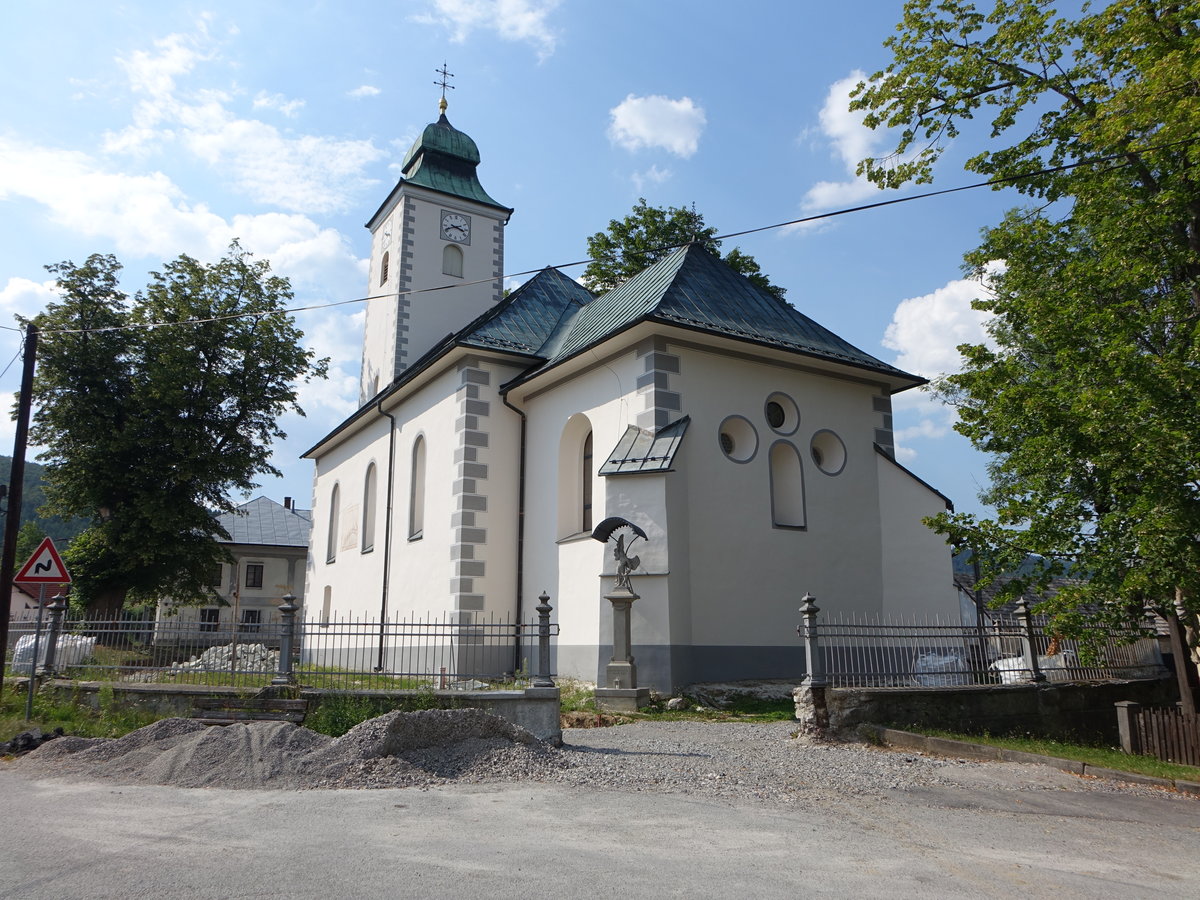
[595,586,650,712]
[605,587,638,689]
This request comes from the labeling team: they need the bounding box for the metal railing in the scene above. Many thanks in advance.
[797,594,1166,689]
[5,593,560,691]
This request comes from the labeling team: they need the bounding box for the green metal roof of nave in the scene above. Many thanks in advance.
[500,243,921,387]
[460,265,594,355]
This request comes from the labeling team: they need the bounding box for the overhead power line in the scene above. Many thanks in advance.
[19,136,1196,339]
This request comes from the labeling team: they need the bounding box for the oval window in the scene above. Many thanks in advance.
[718,415,758,463]
[764,392,799,435]
[810,429,847,476]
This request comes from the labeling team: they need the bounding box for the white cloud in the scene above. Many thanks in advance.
[0,277,59,324]
[348,85,381,98]
[631,163,672,192]
[895,416,951,443]
[882,272,999,461]
[119,30,210,101]
[0,136,362,287]
[103,26,384,214]
[882,274,995,379]
[412,0,561,59]
[183,119,382,213]
[608,95,706,159]
[0,391,19,456]
[253,91,306,118]
[289,308,364,421]
[800,71,886,211]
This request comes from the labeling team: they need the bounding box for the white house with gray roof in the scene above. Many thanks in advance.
[303,99,958,691]
[155,496,311,641]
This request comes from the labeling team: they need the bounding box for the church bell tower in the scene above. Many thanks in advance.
[359,85,512,405]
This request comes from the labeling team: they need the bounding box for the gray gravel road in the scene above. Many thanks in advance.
[2,720,1197,898]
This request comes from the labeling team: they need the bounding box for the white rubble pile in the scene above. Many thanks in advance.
[170,643,279,673]
[11,634,96,671]
[991,650,1077,684]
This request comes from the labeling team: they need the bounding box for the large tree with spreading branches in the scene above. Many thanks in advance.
[852,0,1200,683]
[583,198,786,299]
[26,242,327,614]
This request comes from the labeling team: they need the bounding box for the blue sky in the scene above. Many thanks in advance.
[0,1,1025,518]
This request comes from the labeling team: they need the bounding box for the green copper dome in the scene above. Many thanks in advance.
[401,114,481,169]
[399,112,509,212]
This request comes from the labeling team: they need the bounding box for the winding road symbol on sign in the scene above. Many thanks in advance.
[14,537,72,586]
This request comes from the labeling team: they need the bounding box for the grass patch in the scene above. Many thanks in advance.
[558,679,598,714]
[634,695,795,722]
[304,687,463,737]
[556,683,794,723]
[911,727,1200,783]
[304,694,385,737]
[0,683,159,743]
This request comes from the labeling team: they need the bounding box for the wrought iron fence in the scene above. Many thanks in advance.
[797,596,1166,689]
[5,601,559,691]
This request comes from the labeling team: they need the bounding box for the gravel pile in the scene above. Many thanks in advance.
[14,709,566,791]
[551,721,966,803]
[10,713,1190,803]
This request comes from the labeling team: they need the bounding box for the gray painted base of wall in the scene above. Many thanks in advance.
[556,644,808,694]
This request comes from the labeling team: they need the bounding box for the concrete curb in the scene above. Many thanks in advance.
[870,726,1200,797]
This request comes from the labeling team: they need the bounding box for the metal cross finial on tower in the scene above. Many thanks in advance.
[434,62,455,113]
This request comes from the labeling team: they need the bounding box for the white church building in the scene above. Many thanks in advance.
[303,98,958,691]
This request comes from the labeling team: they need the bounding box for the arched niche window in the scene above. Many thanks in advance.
[582,431,594,532]
[442,243,463,278]
[769,441,807,529]
[321,585,332,627]
[557,414,595,538]
[326,483,340,563]
[409,435,426,540]
[362,463,377,553]
[380,251,390,286]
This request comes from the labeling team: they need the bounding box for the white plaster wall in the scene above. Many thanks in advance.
[360,200,401,402]
[382,367,466,618]
[225,551,307,607]
[311,366,479,621]
[402,192,503,360]
[602,475,674,650]
[360,190,506,402]
[876,453,958,619]
[663,452,694,648]
[520,354,647,655]
[462,358,525,619]
[309,417,394,621]
[674,344,890,647]
[157,548,306,630]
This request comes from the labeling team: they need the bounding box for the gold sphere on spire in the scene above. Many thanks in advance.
[439,95,448,114]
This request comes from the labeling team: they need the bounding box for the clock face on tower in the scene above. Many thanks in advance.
[441,211,471,244]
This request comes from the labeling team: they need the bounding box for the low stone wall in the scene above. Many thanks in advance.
[795,678,1176,742]
[45,680,563,743]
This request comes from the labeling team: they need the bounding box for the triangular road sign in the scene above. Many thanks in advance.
[14,537,72,585]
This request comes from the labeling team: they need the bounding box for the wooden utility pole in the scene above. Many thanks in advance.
[0,324,39,700]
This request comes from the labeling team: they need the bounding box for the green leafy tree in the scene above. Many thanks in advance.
[583,198,786,299]
[852,0,1200,674]
[0,456,87,546]
[14,520,47,566]
[27,243,327,614]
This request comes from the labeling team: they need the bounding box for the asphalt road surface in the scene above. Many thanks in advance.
[2,763,1196,899]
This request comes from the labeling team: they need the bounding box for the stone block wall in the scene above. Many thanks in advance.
[797,678,1177,743]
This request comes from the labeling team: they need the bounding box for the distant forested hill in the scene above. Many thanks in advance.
[0,456,89,546]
